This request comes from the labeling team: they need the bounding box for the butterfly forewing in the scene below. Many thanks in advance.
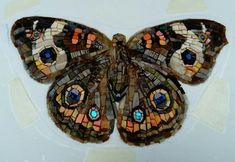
[11,16,112,83]
[127,19,228,84]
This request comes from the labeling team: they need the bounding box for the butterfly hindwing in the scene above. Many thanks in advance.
[127,19,228,84]
[116,61,187,146]
[47,55,115,143]
[11,16,111,83]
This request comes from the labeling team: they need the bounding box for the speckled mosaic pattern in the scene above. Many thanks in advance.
[11,17,227,146]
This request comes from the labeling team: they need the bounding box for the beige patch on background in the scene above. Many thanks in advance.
[192,77,230,132]
[4,0,40,18]
[86,147,135,162]
[9,78,38,128]
[167,0,207,14]
[0,51,14,85]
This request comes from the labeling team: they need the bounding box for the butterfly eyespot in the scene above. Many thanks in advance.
[181,49,197,65]
[64,84,86,108]
[149,87,172,112]
[131,107,146,123]
[39,47,58,65]
[88,106,100,121]
[32,31,41,40]
[199,33,208,42]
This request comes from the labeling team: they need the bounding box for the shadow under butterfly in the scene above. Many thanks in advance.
[11,17,228,146]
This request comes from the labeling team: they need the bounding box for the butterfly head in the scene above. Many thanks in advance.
[112,33,126,47]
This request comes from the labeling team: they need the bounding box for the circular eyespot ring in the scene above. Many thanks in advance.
[39,47,58,65]
[132,107,146,123]
[199,33,208,42]
[149,86,173,112]
[32,30,41,40]
[63,84,86,108]
[88,106,100,121]
[181,49,196,65]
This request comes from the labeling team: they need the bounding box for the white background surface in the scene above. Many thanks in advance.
[0,0,234,161]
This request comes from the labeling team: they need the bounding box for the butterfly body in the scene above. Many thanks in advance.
[11,17,227,146]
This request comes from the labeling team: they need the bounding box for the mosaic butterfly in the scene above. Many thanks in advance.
[11,17,227,146]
